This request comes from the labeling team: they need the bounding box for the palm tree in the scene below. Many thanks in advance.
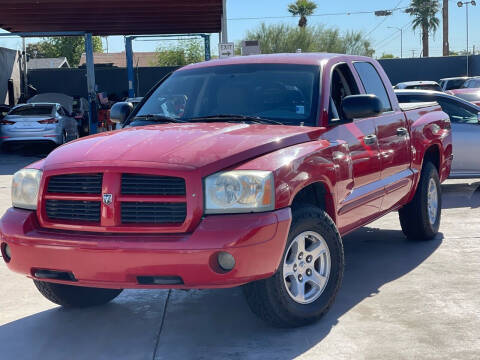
[408,0,440,57]
[288,0,317,28]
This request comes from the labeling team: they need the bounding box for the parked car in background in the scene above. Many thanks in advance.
[396,89,480,178]
[461,77,480,89]
[1,54,452,328]
[439,77,470,91]
[394,81,442,91]
[0,102,79,147]
[447,88,480,106]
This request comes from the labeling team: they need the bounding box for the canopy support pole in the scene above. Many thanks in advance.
[85,33,97,134]
[125,36,135,98]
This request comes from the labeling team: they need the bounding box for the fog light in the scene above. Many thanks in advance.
[1,243,11,263]
[217,252,235,271]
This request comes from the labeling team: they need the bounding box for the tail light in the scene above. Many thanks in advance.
[38,118,58,124]
[0,119,14,125]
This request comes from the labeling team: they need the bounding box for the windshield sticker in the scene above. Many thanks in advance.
[296,106,305,115]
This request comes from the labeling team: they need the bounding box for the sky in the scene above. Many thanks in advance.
[0,0,479,59]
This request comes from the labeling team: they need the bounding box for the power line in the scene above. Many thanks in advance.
[228,5,410,21]
[374,21,411,49]
[365,0,406,38]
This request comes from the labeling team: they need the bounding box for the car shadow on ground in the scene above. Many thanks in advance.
[0,227,442,360]
[441,181,480,209]
[0,145,52,175]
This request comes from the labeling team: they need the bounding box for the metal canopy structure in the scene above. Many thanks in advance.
[0,0,223,35]
[0,0,224,134]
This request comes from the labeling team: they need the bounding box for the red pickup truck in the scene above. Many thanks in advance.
[1,54,452,327]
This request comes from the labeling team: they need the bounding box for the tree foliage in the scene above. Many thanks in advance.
[244,23,374,57]
[26,36,103,67]
[288,0,318,27]
[380,53,396,59]
[154,39,204,66]
[408,0,440,57]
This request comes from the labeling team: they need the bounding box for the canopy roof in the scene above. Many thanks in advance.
[0,0,222,35]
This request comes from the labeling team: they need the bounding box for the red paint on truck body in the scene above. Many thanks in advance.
[0,53,452,289]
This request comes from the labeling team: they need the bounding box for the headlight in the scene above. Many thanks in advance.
[204,170,274,214]
[12,169,42,210]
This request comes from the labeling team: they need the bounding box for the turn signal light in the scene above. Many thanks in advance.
[0,120,14,125]
[38,118,58,124]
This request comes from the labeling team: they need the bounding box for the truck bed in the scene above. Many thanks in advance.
[399,101,438,112]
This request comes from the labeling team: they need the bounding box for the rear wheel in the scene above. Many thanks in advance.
[399,161,441,241]
[243,205,344,328]
[33,280,123,308]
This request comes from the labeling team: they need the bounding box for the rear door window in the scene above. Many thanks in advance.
[9,106,54,116]
[436,98,479,124]
[353,62,392,112]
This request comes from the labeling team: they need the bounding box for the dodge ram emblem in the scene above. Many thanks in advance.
[103,194,113,206]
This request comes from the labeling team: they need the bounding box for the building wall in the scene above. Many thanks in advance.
[28,66,179,100]
[0,47,21,105]
[378,55,480,85]
[27,55,480,101]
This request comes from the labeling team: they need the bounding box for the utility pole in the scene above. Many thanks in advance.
[443,0,449,56]
[221,0,228,43]
[457,1,477,76]
[411,49,416,58]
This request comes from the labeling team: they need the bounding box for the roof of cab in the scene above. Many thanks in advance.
[179,53,373,71]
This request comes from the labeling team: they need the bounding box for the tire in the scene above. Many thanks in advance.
[399,161,441,241]
[33,280,123,308]
[243,205,344,328]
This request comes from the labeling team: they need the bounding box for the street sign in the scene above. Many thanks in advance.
[219,43,235,58]
[241,40,261,56]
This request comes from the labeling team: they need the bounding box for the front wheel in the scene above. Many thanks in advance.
[243,206,344,328]
[33,280,123,308]
[399,161,441,241]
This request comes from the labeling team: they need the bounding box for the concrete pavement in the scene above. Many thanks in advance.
[0,150,479,360]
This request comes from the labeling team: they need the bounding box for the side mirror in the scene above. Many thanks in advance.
[341,94,383,120]
[110,102,133,124]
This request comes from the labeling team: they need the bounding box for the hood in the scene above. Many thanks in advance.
[44,123,325,173]
[28,93,73,114]
[448,88,480,94]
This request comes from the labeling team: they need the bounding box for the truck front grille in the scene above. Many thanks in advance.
[45,200,101,222]
[121,202,187,224]
[42,171,190,231]
[121,174,186,195]
[47,173,103,194]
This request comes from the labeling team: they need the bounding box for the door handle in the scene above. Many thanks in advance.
[397,127,408,137]
[363,134,377,145]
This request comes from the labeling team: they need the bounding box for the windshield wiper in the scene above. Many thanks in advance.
[186,114,283,125]
[133,114,186,123]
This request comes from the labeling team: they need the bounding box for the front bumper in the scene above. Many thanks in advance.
[0,207,291,289]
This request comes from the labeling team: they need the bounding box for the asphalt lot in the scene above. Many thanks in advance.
[0,148,479,360]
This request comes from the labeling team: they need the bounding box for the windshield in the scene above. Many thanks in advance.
[134,64,320,126]
[463,79,480,88]
[405,84,442,91]
[444,79,467,90]
[9,105,54,116]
